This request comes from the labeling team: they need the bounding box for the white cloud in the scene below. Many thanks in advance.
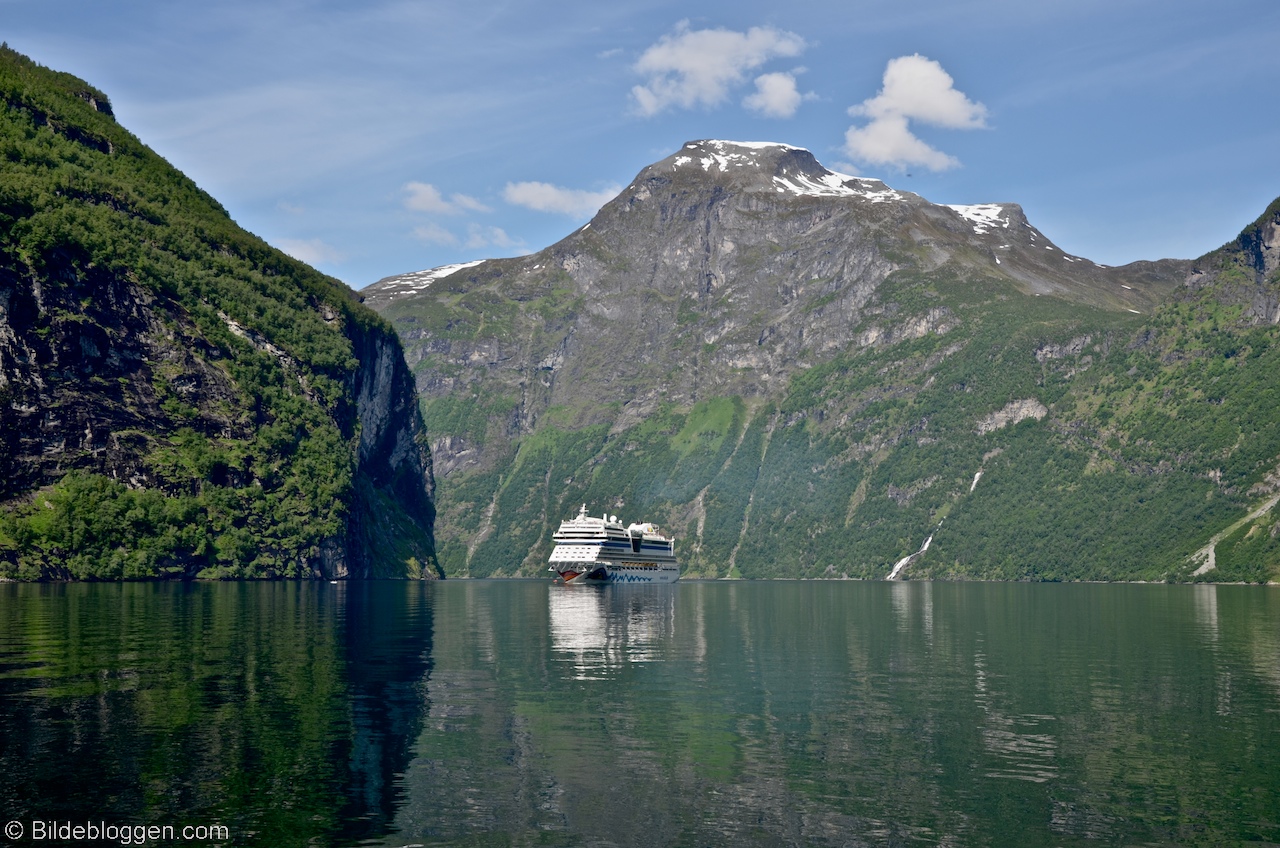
[464,224,521,250]
[276,238,346,266]
[852,55,988,129]
[845,114,960,171]
[631,21,806,116]
[503,181,621,217]
[843,54,988,172]
[403,181,491,214]
[743,71,810,119]
[449,193,492,213]
[411,223,459,245]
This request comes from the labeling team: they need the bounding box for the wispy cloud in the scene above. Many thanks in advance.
[276,237,346,266]
[403,181,491,214]
[411,223,459,245]
[128,79,430,202]
[843,54,988,171]
[631,21,806,116]
[503,181,621,217]
[464,224,522,250]
[412,222,523,252]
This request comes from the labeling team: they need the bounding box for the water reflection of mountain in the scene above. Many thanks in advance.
[548,585,676,678]
[382,582,1280,847]
[17,582,1274,846]
[0,582,435,848]
[333,583,435,842]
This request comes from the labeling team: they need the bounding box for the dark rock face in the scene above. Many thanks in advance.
[0,258,241,499]
[343,325,438,577]
[1181,197,1280,325]
[1238,203,1280,285]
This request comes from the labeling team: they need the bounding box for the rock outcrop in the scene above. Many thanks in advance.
[975,399,1048,434]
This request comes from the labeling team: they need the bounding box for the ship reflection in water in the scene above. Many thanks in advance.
[549,584,676,680]
[11,582,1275,847]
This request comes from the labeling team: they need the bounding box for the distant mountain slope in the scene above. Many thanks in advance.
[0,46,437,579]
[367,140,1186,471]
[1010,195,1280,583]
[360,140,1280,583]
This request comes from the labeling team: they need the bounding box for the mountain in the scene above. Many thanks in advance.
[362,139,1280,583]
[0,46,437,580]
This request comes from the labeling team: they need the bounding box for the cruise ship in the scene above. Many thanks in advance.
[548,504,679,584]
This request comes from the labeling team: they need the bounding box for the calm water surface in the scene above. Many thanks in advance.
[0,580,1277,847]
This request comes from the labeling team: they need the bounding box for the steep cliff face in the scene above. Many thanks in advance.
[343,324,437,577]
[1179,197,1280,324]
[0,47,436,580]
[1236,198,1280,286]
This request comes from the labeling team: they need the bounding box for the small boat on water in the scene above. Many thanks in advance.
[548,504,679,584]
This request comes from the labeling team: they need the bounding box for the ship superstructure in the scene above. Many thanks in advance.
[548,504,679,584]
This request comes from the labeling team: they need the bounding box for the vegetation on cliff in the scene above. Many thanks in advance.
[0,46,436,580]
[369,142,1280,582]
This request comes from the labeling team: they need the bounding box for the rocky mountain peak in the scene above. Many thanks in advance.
[637,139,910,204]
[368,140,1186,321]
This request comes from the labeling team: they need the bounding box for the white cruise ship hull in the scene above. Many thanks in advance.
[553,561,680,585]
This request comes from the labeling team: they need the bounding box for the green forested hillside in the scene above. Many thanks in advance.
[371,143,1280,583]
[0,46,437,580]
[424,273,1245,582]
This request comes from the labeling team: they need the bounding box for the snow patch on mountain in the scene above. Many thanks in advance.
[773,171,904,203]
[365,260,485,303]
[671,140,906,203]
[773,172,902,202]
[676,140,802,173]
[946,203,1011,235]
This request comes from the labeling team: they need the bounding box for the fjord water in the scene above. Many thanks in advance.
[1,582,1277,846]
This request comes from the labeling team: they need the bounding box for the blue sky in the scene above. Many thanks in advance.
[5,0,1279,288]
